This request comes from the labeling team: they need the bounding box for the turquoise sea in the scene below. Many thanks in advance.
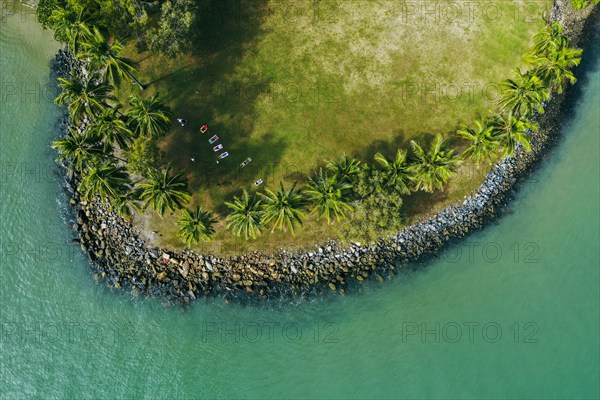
[1,10,598,399]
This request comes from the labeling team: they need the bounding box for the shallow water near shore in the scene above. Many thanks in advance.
[1,11,599,399]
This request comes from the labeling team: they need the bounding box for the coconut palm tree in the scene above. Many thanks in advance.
[87,105,134,149]
[531,21,568,57]
[80,27,144,89]
[498,70,550,119]
[259,182,306,236]
[111,190,142,219]
[409,134,460,193]
[528,46,582,93]
[326,154,362,184]
[374,149,413,194]
[489,112,537,157]
[225,190,264,240]
[48,7,93,53]
[78,159,131,203]
[136,167,191,216]
[304,169,352,224]
[126,94,172,138]
[55,73,115,122]
[52,128,108,171]
[456,119,501,166]
[177,207,217,246]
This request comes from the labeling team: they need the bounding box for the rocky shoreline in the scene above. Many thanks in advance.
[53,1,599,304]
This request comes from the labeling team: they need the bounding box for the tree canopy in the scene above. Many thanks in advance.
[37,0,193,54]
[148,0,197,58]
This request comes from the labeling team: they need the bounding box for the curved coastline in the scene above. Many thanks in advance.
[53,1,599,304]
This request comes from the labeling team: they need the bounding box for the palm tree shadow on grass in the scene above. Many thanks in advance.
[394,132,452,217]
[188,133,287,193]
[357,130,434,162]
[190,0,269,57]
[401,190,445,218]
[155,0,288,198]
[145,66,190,86]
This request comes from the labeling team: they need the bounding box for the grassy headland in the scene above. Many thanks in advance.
[44,0,588,257]
[119,1,547,254]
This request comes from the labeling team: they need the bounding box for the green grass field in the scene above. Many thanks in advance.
[119,0,549,255]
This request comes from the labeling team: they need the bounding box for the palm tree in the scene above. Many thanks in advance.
[532,21,568,57]
[374,149,413,194]
[498,70,550,119]
[87,105,134,149]
[528,46,582,93]
[177,207,217,246]
[78,159,131,203]
[326,154,361,183]
[456,119,501,166]
[48,7,92,53]
[111,190,142,219]
[80,27,145,89]
[409,134,460,193]
[52,128,108,171]
[489,112,536,157]
[225,190,264,240]
[259,182,306,236]
[136,167,191,216]
[304,169,352,224]
[126,94,172,138]
[55,73,115,121]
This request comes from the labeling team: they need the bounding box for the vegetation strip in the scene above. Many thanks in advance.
[45,1,598,303]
